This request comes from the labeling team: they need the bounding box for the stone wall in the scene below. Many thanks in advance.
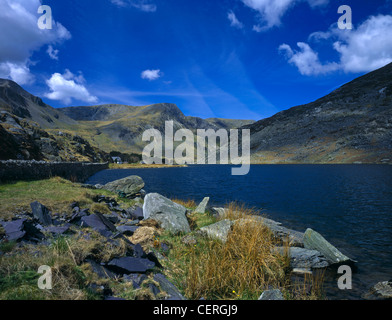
[0,160,108,183]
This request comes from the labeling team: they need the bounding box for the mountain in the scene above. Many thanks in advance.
[0,79,76,129]
[58,103,255,153]
[244,63,392,164]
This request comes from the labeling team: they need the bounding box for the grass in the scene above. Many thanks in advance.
[0,177,121,220]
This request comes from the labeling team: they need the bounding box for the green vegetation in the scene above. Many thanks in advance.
[0,177,124,220]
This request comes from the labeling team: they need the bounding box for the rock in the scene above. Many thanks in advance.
[149,283,161,296]
[116,225,139,236]
[30,201,52,226]
[276,247,330,269]
[195,197,209,214]
[81,213,117,237]
[127,207,144,220]
[107,257,155,274]
[199,219,234,242]
[303,228,355,265]
[366,281,392,300]
[258,289,284,300]
[1,219,43,242]
[209,207,226,219]
[153,273,186,300]
[44,225,70,235]
[1,219,26,241]
[182,235,197,246]
[265,223,304,247]
[104,176,145,198]
[143,193,191,234]
[123,274,148,289]
[85,259,117,279]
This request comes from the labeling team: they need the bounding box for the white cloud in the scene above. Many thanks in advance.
[141,69,162,81]
[241,0,328,30]
[280,15,392,75]
[110,0,157,12]
[334,15,392,73]
[47,45,59,60]
[0,0,71,84]
[279,43,339,75]
[0,62,34,85]
[45,70,98,105]
[228,11,244,29]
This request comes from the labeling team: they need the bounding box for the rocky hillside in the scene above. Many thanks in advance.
[0,111,109,162]
[244,62,392,164]
[0,79,76,129]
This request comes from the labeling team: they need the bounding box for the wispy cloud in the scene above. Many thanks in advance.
[228,11,244,29]
[241,0,329,31]
[110,0,157,12]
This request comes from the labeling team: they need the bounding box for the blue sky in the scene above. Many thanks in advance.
[1,0,392,120]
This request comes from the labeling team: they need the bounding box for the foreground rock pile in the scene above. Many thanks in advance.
[0,174,389,300]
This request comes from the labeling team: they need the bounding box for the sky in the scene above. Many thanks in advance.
[1,0,392,120]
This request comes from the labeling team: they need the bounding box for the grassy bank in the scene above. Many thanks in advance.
[0,178,324,300]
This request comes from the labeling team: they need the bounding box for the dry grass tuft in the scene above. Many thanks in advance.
[172,198,196,209]
[128,226,161,250]
[161,202,290,300]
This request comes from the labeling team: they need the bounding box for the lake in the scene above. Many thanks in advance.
[87,164,392,300]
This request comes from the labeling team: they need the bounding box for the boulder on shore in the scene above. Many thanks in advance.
[195,197,209,214]
[198,219,234,242]
[103,176,145,198]
[365,281,392,300]
[303,228,355,265]
[275,247,330,269]
[143,193,191,234]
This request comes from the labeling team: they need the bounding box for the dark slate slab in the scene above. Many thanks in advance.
[153,273,186,300]
[30,201,52,226]
[107,257,155,274]
[85,259,117,279]
[1,219,26,241]
[116,225,139,236]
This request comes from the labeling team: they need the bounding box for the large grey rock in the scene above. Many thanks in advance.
[104,175,144,198]
[276,247,330,269]
[30,201,52,226]
[143,193,191,234]
[195,197,209,214]
[199,219,234,242]
[153,273,186,300]
[258,289,284,300]
[303,228,355,265]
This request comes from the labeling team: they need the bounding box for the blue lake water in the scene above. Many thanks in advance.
[87,164,392,300]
